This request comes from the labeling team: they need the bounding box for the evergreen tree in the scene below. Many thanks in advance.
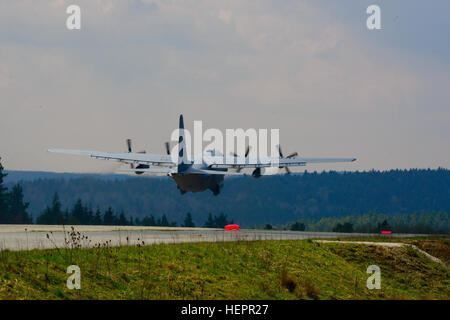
[8,184,31,224]
[93,207,102,225]
[37,193,64,224]
[117,212,128,226]
[213,212,233,228]
[86,205,94,225]
[158,214,170,226]
[377,219,391,232]
[290,221,305,231]
[183,212,195,227]
[332,223,343,232]
[0,158,9,223]
[142,215,156,226]
[203,213,215,228]
[202,213,233,228]
[70,199,85,225]
[332,222,353,233]
[103,207,116,225]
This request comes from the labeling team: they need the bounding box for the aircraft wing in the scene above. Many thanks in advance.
[209,157,356,169]
[185,168,245,175]
[116,168,175,174]
[48,149,176,167]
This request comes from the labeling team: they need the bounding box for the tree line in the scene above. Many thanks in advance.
[1,159,235,227]
[1,158,449,233]
[36,192,198,227]
[273,211,449,234]
[0,160,32,224]
[36,194,234,228]
[8,168,450,226]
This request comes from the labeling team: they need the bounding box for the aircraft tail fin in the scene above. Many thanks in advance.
[177,114,190,172]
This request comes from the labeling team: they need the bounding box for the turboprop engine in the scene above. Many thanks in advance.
[252,145,298,178]
[252,167,279,178]
[126,139,149,174]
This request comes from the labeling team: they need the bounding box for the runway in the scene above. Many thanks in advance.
[0,224,426,251]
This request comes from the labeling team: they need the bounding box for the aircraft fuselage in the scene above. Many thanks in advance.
[171,172,224,195]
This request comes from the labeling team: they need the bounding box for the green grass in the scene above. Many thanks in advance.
[0,239,448,300]
[329,236,450,266]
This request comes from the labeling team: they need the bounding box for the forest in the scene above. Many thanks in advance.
[1,159,449,233]
[0,161,32,224]
[280,211,448,234]
[33,193,232,228]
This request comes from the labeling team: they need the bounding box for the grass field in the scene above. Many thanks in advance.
[332,236,450,267]
[0,237,448,299]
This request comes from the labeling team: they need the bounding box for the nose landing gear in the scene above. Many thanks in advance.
[211,185,221,196]
[177,186,187,195]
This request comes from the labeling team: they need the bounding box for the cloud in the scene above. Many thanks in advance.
[218,9,232,24]
[0,0,449,172]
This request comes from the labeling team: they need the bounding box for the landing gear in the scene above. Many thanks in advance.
[177,186,186,195]
[212,186,221,196]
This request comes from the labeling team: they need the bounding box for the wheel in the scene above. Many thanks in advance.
[212,186,220,196]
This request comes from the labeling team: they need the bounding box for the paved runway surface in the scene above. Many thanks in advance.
[0,225,426,251]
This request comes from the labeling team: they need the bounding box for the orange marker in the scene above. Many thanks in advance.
[225,224,240,231]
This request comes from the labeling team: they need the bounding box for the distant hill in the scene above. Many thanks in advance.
[4,170,128,183]
[5,168,450,228]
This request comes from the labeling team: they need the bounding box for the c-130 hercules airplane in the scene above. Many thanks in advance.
[49,115,356,195]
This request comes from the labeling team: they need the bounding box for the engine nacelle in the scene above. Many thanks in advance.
[252,168,262,178]
[252,167,279,178]
[135,164,149,175]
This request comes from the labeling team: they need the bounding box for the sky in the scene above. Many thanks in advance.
[0,0,449,173]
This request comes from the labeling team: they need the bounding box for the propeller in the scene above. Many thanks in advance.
[231,146,250,173]
[165,142,171,155]
[126,139,134,169]
[278,145,298,174]
[126,139,147,170]
[126,139,132,153]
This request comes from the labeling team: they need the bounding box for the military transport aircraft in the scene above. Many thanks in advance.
[48,115,356,195]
